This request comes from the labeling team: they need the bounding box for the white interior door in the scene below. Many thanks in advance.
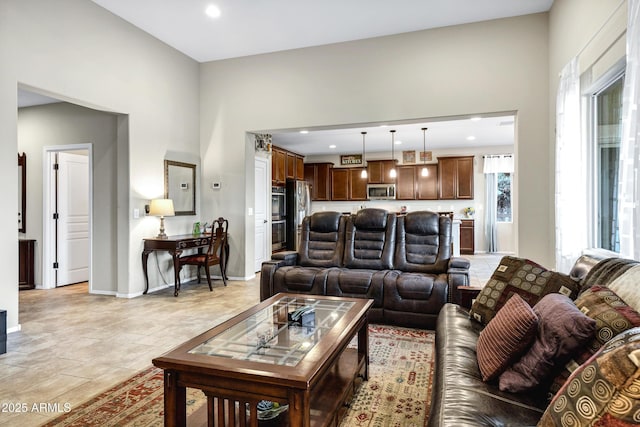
[56,152,90,286]
[254,156,270,272]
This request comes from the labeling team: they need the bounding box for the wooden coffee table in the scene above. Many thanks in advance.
[152,293,373,427]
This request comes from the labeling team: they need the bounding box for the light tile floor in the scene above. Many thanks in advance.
[0,254,501,426]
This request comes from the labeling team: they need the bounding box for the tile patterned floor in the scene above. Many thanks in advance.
[0,254,501,426]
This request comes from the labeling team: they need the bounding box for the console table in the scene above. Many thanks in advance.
[142,233,229,297]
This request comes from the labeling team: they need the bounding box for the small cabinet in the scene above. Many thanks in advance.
[349,168,367,200]
[304,162,333,201]
[396,165,416,200]
[415,164,438,200]
[19,239,35,290]
[331,168,350,201]
[295,156,304,180]
[460,219,475,255]
[272,148,286,185]
[367,160,397,184]
[438,156,474,199]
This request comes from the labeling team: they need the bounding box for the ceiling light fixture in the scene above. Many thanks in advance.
[299,130,309,134]
[360,131,368,179]
[421,127,429,177]
[329,144,336,149]
[205,4,221,18]
[470,117,482,121]
[389,130,397,179]
[466,136,476,141]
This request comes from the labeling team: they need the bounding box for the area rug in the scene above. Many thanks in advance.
[43,325,435,427]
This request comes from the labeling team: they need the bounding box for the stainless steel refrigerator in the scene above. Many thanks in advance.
[286,179,311,251]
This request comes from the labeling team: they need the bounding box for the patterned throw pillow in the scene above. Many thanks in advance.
[476,294,539,382]
[538,327,640,427]
[548,286,640,396]
[498,294,595,393]
[469,256,581,325]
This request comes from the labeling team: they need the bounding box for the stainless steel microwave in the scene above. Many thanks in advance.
[367,183,396,200]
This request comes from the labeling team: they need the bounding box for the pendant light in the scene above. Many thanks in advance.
[360,131,368,179]
[389,130,397,178]
[421,127,429,177]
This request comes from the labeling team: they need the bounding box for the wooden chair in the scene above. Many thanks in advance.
[177,217,228,291]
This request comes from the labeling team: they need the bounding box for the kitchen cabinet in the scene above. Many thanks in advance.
[349,168,367,200]
[396,165,416,200]
[331,168,350,201]
[272,148,286,185]
[286,153,296,179]
[295,156,304,180]
[415,164,438,200]
[304,163,333,201]
[19,239,35,290]
[367,160,397,184]
[460,219,475,254]
[438,156,474,199]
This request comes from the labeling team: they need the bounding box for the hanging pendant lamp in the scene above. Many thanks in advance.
[389,130,397,178]
[360,131,368,178]
[421,127,429,177]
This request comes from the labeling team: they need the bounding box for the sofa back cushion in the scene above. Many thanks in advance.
[343,208,396,270]
[394,211,451,273]
[298,211,345,268]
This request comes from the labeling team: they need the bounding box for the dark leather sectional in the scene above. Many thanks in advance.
[260,208,471,329]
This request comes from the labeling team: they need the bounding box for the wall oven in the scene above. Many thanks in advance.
[272,186,287,251]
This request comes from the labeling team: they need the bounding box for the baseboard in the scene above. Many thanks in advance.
[8,324,22,334]
[91,289,117,296]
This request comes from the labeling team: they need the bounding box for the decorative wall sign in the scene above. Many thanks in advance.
[420,151,433,162]
[340,154,363,165]
[402,150,416,164]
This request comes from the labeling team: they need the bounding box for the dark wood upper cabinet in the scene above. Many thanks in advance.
[396,165,416,200]
[367,160,397,184]
[286,152,296,180]
[295,156,304,180]
[438,156,474,199]
[304,162,332,201]
[415,164,438,200]
[349,168,367,201]
[331,168,350,201]
[272,145,305,185]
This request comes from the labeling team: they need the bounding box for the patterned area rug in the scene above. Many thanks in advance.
[43,325,434,427]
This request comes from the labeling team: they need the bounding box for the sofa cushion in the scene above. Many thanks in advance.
[499,294,595,393]
[272,266,329,295]
[579,257,639,294]
[343,209,396,270]
[607,264,640,312]
[394,211,451,273]
[538,327,640,427]
[548,286,640,396]
[469,256,580,325]
[298,211,345,268]
[476,294,538,382]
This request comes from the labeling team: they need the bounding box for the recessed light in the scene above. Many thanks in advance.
[395,140,402,145]
[205,4,221,18]
[379,124,388,127]
[329,144,336,149]
[466,136,476,141]
[470,117,482,121]
[299,130,309,134]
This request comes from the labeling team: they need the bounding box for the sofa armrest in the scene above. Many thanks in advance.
[260,252,299,301]
[447,257,471,303]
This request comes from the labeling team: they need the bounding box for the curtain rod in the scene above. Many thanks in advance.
[576,0,626,59]
[483,154,513,158]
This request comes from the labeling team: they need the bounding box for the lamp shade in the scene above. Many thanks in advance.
[149,199,175,217]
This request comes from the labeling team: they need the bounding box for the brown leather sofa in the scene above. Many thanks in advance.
[428,253,638,426]
[260,208,471,329]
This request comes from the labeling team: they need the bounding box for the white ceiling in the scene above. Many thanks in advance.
[271,114,515,156]
[90,0,554,63]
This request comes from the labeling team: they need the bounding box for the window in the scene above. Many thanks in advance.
[590,72,624,252]
[497,172,512,222]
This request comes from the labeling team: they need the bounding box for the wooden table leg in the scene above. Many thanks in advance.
[164,370,186,427]
[142,250,152,294]
[358,317,370,380]
[288,390,310,427]
[170,249,182,297]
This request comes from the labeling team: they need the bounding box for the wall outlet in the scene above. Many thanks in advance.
[212,182,221,189]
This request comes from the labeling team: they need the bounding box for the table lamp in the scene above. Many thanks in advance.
[149,198,175,239]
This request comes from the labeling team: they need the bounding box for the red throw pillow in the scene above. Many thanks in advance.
[499,293,596,393]
[476,294,539,382]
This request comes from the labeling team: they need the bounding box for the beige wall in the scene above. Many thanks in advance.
[0,0,200,330]
[18,103,119,292]
[200,13,550,278]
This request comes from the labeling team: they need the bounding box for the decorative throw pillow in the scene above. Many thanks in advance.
[547,286,640,397]
[476,294,538,382]
[538,327,640,427]
[607,264,640,312]
[498,294,595,393]
[469,256,581,325]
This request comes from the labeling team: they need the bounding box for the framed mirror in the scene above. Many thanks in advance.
[164,160,196,216]
[18,153,26,233]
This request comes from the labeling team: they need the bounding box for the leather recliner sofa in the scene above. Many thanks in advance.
[260,208,471,329]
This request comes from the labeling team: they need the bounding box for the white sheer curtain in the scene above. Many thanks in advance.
[483,155,514,253]
[618,0,640,260]
[555,57,588,273]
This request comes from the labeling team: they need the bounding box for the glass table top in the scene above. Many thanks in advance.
[188,296,355,366]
